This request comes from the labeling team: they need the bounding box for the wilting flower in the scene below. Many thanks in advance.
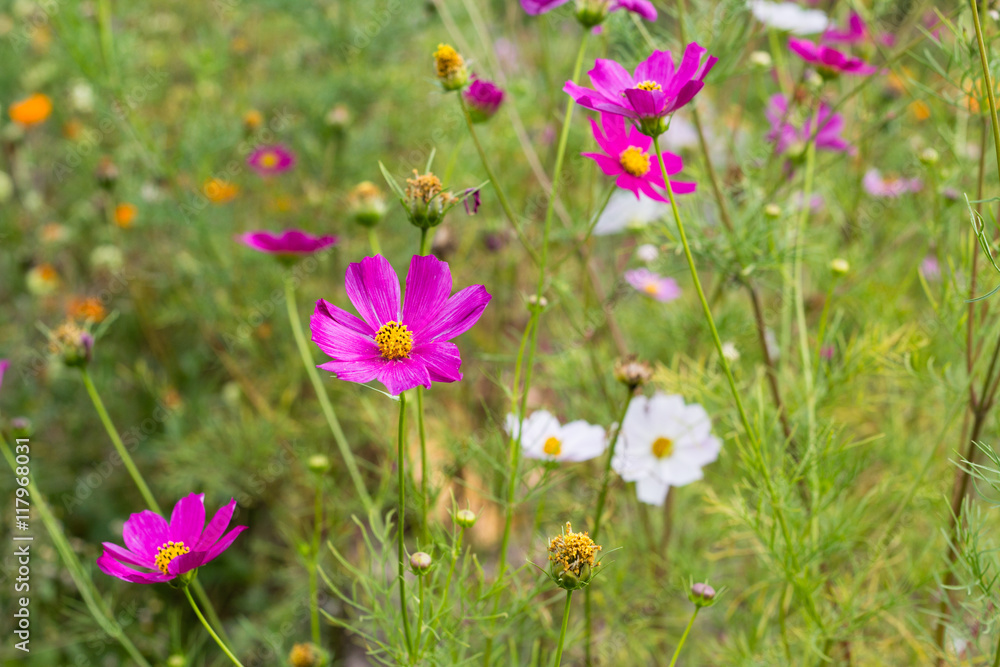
[203,178,239,204]
[97,493,246,585]
[625,268,681,302]
[788,38,877,76]
[311,254,491,396]
[748,1,828,35]
[347,181,388,227]
[381,164,479,229]
[463,77,505,123]
[237,230,337,258]
[822,12,867,44]
[614,356,653,388]
[68,297,107,323]
[114,202,137,228]
[593,191,668,236]
[434,43,469,91]
[547,522,602,590]
[463,188,481,215]
[506,410,607,463]
[521,0,657,26]
[564,43,717,135]
[9,93,53,126]
[48,320,94,367]
[247,144,296,176]
[583,111,695,201]
[862,169,922,198]
[612,393,722,506]
[766,94,849,157]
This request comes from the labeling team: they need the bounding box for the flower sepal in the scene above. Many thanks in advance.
[168,568,198,590]
[575,0,610,28]
[637,115,668,138]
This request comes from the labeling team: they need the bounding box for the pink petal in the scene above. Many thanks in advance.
[97,552,171,584]
[402,255,453,333]
[376,358,433,395]
[100,542,153,569]
[344,255,401,330]
[168,493,205,546]
[168,550,207,576]
[196,498,237,551]
[411,341,463,383]
[583,152,624,176]
[588,58,635,97]
[312,300,381,361]
[317,358,382,385]
[417,284,491,343]
[520,0,569,14]
[633,50,675,88]
[611,0,657,21]
[122,510,169,561]
[623,87,665,118]
[587,117,617,156]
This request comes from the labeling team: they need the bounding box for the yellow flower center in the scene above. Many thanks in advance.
[635,80,662,91]
[643,283,659,295]
[548,522,602,577]
[154,541,191,575]
[543,436,562,457]
[405,171,444,203]
[259,152,279,168]
[375,321,414,360]
[619,146,651,177]
[652,436,673,459]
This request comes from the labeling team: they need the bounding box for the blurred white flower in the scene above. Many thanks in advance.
[636,244,659,263]
[765,328,780,361]
[69,81,95,114]
[722,341,740,362]
[748,1,829,35]
[506,410,607,463]
[593,191,668,236]
[612,394,722,506]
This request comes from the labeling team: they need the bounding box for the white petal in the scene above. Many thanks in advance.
[747,0,829,35]
[635,476,670,506]
[558,420,607,462]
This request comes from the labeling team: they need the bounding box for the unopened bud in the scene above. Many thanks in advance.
[689,582,717,607]
[749,51,773,70]
[614,356,653,389]
[307,454,331,474]
[829,258,849,276]
[410,551,432,575]
[919,147,939,166]
[95,155,119,190]
[289,642,325,667]
[325,104,351,131]
[455,509,477,528]
[166,656,186,667]
[764,203,782,219]
[10,417,33,440]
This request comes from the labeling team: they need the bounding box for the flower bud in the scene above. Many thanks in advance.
[95,155,119,190]
[749,50,773,70]
[919,147,939,166]
[764,203,782,219]
[49,321,94,367]
[526,294,548,311]
[455,509,477,528]
[325,104,351,131]
[689,582,717,607]
[166,656,186,667]
[614,356,653,389]
[289,642,326,667]
[829,258,849,276]
[307,454,331,474]
[404,171,454,229]
[10,417,33,440]
[347,181,388,228]
[574,0,611,28]
[410,551,432,575]
[242,109,263,134]
[434,44,469,91]
[463,77,504,123]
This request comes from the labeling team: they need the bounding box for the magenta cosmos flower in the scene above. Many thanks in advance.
[625,268,681,302]
[311,254,491,396]
[822,12,867,44]
[247,144,296,176]
[464,77,505,123]
[97,494,246,584]
[237,230,337,256]
[862,169,922,198]
[584,111,695,201]
[564,43,717,134]
[766,94,849,155]
[521,0,657,22]
[788,38,877,75]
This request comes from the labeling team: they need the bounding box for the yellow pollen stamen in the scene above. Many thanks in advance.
[543,436,562,457]
[636,80,662,91]
[548,522,602,577]
[619,146,651,177]
[434,43,464,78]
[154,540,191,575]
[405,171,444,203]
[259,152,279,168]
[375,321,414,360]
[652,436,673,459]
[643,283,659,295]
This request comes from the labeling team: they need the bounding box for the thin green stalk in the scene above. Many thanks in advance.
[814,281,836,371]
[284,278,374,514]
[435,526,466,618]
[368,227,382,255]
[553,591,573,667]
[183,587,244,666]
[310,479,322,645]
[793,141,818,447]
[396,393,415,660]
[992,628,1000,667]
[418,574,426,657]
[970,0,1000,185]
[96,0,118,87]
[667,607,700,667]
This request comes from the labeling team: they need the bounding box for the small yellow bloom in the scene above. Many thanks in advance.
[10,93,53,126]
[203,178,239,204]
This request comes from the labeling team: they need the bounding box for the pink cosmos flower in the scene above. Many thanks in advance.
[247,144,296,176]
[520,0,657,22]
[822,12,867,44]
[583,111,695,201]
[788,38,877,75]
[463,77,505,123]
[311,254,491,396]
[921,255,941,281]
[862,169,922,198]
[766,94,849,155]
[625,268,681,302]
[564,43,717,129]
[237,230,337,256]
[97,494,246,584]
[0,359,8,391]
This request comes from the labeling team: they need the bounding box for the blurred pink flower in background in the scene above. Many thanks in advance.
[863,169,922,197]
[788,38,878,75]
[247,144,296,176]
[625,268,681,302]
[766,93,850,155]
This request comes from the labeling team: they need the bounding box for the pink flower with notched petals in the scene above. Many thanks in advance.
[625,268,681,302]
[822,12,867,44]
[521,0,657,21]
[237,230,337,256]
[788,38,877,75]
[564,43,717,127]
[97,494,246,584]
[311,254,491,396]
[583,111,695,201]
[862,169,922,198]
[766,94,850,155]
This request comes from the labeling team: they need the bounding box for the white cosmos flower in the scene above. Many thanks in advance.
[747,1,829,35]
[506,410,607,463]
[612,393,721,506]
[593,191,669,236]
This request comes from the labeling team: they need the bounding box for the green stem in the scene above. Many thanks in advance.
[992,626,1000,667]
[416,386,430,544]
[368,227,382,255]
[284,278,374,514]
[397,393,415,659]
[553,591,573,667]
[96,0,118,88]
[667,607,700,667]
[310,479,322,645]
[436,526,465,618]
[793,141,817,448]
[183,587,244,666]
[418,574,426,658]
[970,0,1000,185]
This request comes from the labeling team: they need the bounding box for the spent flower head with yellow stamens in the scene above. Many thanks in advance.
[547,522,602,590]
[347,181,388,228]
[380,156,481,230]
[48,320,95,367]
[434,43,469,91]
[614,356,653,389]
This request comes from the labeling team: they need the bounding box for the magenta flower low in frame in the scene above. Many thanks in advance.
[311,254,491,396]
[97,494,246,585]
[583,111,695,201]
[625,268,681,302]
[521,0,657,23]
[788,38,877,76]
[463,76,505,123]
[564,43,717,135]
[237,230,338,256]
[766,94,849,156]
[247,144,296,176]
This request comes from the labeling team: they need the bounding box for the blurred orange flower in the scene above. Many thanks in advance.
[203,178,239,203]
[909,100,931,122]
[68,297,107,323]
[10,93,53,126]
[114,202,137,228]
